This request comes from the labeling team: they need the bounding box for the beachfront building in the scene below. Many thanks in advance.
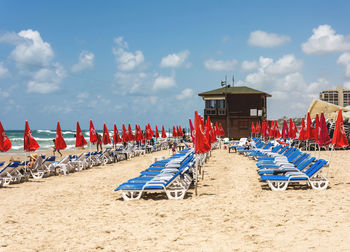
[319,86,350,107]
[198,85,271,139]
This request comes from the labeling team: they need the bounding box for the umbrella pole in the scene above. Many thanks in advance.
[195,156,198,196]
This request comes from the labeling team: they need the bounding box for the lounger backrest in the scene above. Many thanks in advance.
[0,162,4,167]
[277,145,289,154]
[305,159,328,177]
[32,155,43,171]
[296,156,315,171]
[0,162,20,176]
[293,153,308,166]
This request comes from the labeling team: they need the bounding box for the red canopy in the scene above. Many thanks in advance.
[113,124,122,144]
[102,123,111,145]
[189,119,195,141]
[75,122,87,147]
[55,121,67,150]
[89,120,97,143]
[255,122,260,134]
[172,126,177,138]
[332,109,349,148]
[317,113,331,147]
[194,111,211,153]
[155,125,159,138]
[274,121,281,138]
[24,120,39,152]
[305,112,314,140]
[128,123,134,141]
[298,118,306,141]
[282,120,289,139]
[251,122,256,134]
[148,123,154,137]
[289,118,296,139]
[269,121,275,138]
[161,125,167,138]
[219,123,225,136]
[122,124,128,142]
[0,121,11,152]
[314,114,320,143]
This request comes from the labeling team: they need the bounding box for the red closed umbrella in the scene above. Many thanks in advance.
[24,120,40,152]
[332,109,349,148]
[172,126,177,138]
[122,124,128,142]
[102,123,111,145]
[113,124,122,144]
[282,120,289,139]
[75,122,87,148]
[0,121,11,152]
[298,118,306,141]
[55,122,67,150]
[89,120,97,143]
[317,113,331,147]
[155,125,159,138]
[161,125,167,138]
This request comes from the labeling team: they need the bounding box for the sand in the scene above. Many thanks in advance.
[0,147,350,251]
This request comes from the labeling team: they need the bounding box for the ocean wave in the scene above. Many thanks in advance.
[36,129,55,134]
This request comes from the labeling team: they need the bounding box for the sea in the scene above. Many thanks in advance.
[5,129,105,153]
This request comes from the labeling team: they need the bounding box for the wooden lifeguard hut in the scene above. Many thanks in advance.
[198,81,271,139]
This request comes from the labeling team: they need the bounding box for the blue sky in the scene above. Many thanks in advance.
[1,0,350,130]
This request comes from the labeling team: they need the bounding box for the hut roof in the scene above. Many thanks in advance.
[198,86,271,97]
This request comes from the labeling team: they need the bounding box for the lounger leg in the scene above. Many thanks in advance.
[267,181,289,191]
[121,190,142,201]
[166,190,186,200]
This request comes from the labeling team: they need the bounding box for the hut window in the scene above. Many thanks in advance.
[217,100,225,109]
[205,100,215,109]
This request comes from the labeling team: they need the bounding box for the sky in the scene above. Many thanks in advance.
[1,0,350,130]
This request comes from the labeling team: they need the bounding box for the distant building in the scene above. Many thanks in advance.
[319,86,350,107]
[198,85,271,139]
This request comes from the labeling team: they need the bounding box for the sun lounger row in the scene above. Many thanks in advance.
[0,143,170,188]
[115,148,195,201]
[234,138,329,191]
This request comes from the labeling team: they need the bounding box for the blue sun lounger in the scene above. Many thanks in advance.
[260,159,329,191]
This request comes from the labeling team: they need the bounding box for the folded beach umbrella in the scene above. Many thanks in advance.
[205,117,212,147]
[138,125,144,141]
[189,119,195,141]
[160,125,166,138]
[113,124,122,144]
[75,121,87,148]
[317,113,331,147]
[261,121,266,137]
[274,121,281,138]
[282,120,289,139]
[24,120,39,152]
[219,123,225,136]
[305,112,314,140]
[172,126,177,138]
[331,109,349,148]
[102,123,111,145]
[289,118,296,139]
[298,118,306,141]
[194,111,211,153]
[0,121,11,152]
[269,121,275,138]
[314,114,320,143]
[55,121,67,150]
[89,120,97,143]
[155,125,159,138]
[148,123,154,137]
[251,122,256,134]
[127,123,134,141]
[255,122,260,135]
[294,122,298,136]
[122,124,128,142]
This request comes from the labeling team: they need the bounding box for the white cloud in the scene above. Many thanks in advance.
[0,29,67,94]
[176,88,194,100]
[153,75,176,90]
[302,25,350,55]
[241,60,258,72]
[76,92,89,103]
[114,71,151,95]
[42,104,72,114]
[204,59,237,71]
[265,54,303,75]
[1,29,54,69]
[113,37,144,71]
[337,52,350,78]
[160,50,190,68]
[27,63,66,94]
[239,54,332,118]
[248,30,290,48]
[0,62,9,78]
[71,51,94,72]
[114,36,128,49]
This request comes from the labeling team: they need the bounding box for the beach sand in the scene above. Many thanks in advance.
[0,147,349,251]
